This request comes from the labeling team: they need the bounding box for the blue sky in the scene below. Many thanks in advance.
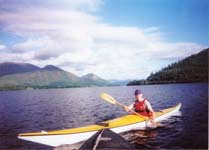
[98,0,208,45]
[0,0,208,79]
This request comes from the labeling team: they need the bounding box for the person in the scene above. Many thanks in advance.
[124,89,156,124]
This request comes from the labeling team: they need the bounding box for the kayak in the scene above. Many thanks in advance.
[79,128,133,150]
[18,103,181,147]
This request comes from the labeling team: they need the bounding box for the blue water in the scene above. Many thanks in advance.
[0,83,208,149]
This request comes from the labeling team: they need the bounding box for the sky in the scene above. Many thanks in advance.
[0,0,208,80]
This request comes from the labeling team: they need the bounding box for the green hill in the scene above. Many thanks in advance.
[0,70,80,89]
[128,48,208,85]
[0,63,110,90]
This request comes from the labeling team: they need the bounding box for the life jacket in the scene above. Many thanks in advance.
[134,99,153,117]
[134,99,147,112]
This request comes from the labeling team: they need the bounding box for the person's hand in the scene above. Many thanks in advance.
[123,106,130,112]
[150,118,156,125]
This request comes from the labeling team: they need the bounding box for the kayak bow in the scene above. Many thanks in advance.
[18,103,181,147]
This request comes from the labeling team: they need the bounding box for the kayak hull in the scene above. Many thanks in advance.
[18,103,181,147]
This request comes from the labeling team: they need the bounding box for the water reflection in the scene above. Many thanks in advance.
[121,128,159,149]
[120,113,183,149]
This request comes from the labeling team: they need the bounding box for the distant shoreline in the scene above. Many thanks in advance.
[127,80,208,86]
[0,81,208,91]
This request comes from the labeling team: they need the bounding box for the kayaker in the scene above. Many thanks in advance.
[124,89,156,124]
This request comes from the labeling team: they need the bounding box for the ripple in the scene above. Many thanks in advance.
[0,83,208,149]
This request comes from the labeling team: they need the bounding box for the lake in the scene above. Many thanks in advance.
[0,83,208,149]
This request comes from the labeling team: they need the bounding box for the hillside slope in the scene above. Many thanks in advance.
[0,70,80,88]
[128,48,208,85]
[0,62,40,77]
[0,63,109,90]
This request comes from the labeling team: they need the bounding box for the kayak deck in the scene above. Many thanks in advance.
[19,103,181,137]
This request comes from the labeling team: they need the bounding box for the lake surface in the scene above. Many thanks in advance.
[0,83,208,149]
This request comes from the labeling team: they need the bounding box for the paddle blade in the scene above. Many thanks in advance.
[100,93,117,105]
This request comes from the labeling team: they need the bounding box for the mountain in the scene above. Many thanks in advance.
[80,73,109,86]
[0,63,109,90]
[42,65,63,71]
[0,62,40,77]
[0,70,80,89]
[128,48,208,85]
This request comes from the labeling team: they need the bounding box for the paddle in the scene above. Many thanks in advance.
[100,93,162,128]
[100,93,148,121]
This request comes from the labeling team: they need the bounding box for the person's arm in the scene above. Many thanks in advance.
[145,100,155,119]
[124,103,134,112]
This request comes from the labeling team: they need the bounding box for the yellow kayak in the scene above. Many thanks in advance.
[18,103,181,147]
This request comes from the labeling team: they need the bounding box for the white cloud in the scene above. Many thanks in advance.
[0,44,6,50]
[145,42,205,59]
[0,0,207,79]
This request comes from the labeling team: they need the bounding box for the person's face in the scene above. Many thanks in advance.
[135,93,143,100]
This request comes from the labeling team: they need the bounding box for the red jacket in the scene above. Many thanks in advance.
[134,99,153,117]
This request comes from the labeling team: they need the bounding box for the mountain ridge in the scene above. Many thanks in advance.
[42,65,64,71]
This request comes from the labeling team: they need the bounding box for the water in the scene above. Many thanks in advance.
[0,83,208,149]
